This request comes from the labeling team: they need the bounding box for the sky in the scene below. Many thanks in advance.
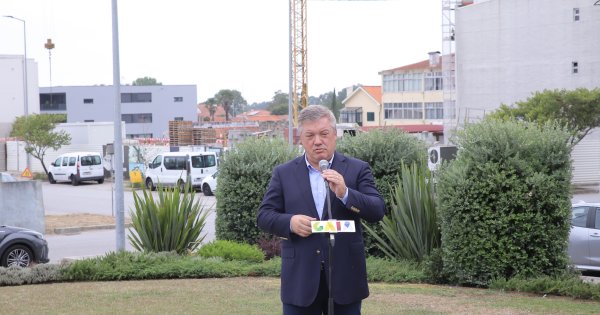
[1,0,442,104]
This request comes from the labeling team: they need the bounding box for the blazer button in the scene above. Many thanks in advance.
[316,249,321,255]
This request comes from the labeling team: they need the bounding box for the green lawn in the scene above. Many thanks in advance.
[1,278,599,314]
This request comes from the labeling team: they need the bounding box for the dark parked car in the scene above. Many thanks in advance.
[0,225,49,267]
[569,202,600,271]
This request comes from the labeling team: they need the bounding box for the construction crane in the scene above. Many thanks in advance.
[288,0,387,133]
[290,0,308,127]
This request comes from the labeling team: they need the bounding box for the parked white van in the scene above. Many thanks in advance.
[48,152,105,185]
[144,151,218,191]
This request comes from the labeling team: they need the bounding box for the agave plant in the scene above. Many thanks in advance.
[128,182,210,254]
[364,162,440,262]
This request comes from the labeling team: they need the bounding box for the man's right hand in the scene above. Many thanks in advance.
[290,214,316,237]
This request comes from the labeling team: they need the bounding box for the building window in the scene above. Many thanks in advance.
[572,61,579,74]
[174,97,183,102]
[84,119,95,122]
[339,107,363,124]
[174,117,184,121]
[126,133,153,139]
[40,93,67,111]
[573,8,580,21]
[83,98,94,104]
[121,113,153,123]
[121,92,152,103]
[384,102,423,119]
[383,73,423,93]
[425,102,444,119]
[367,112,375,122]
[425,72,443,91]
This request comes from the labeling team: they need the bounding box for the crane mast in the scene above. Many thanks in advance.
[290,0,308,127]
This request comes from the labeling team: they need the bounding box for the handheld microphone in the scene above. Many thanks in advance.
[319,159,329,172]
[319,159,335,247]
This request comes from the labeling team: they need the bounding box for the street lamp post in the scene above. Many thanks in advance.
[4,15,30,171]
[3,15,28,116]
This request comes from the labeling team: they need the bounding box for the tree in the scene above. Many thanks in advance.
[132,77,162,86]
[205,97,218,121]
[213,89,247,121]
[487,88,600,146]
[10,114,71,174]
[267,90,289,115]
[331,88,338,119]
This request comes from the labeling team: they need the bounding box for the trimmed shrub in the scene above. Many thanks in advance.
[198,240,264,263]
[365,162,439,262]
[256,235,281,260]
[128,183,210,254]
[0,264,63,286]
[216,137,300,244]
[337,128,428,256]
[436,119,572,286]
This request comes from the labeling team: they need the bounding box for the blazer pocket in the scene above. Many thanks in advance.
[281,246,295,259]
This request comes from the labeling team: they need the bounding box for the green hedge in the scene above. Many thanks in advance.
[337,128,428,256]
[436,119,572,286]
[198,240,264,263]
[215,137,300,244]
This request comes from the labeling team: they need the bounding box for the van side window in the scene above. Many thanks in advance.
[62,158,69,166]
[81,156,101,166]
[191,156,203,168]
[204,155,216,167]
[69,157,76,166]
[150,155,162,169]
[54,157,62,166]
[164,156,187,170]
[571,206,589,228]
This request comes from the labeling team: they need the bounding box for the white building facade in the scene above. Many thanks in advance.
[0,55,40,138]
[454,0,600,120]
[39,85,197,140]
[454,0,600,185]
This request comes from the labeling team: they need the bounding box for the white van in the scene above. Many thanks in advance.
[144,151,218,191]
[48,152,105,185]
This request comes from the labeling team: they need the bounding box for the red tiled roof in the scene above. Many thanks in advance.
[232,109,287,122]
[360,124,444,134]
[361,86,382,103]
[380,59,440,73]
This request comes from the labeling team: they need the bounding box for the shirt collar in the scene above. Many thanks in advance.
[305,153,335,171]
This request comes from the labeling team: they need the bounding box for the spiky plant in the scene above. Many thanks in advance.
[365,162,439,262]
[128,182,210,254]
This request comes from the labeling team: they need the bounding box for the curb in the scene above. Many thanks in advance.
[53,223,132,235]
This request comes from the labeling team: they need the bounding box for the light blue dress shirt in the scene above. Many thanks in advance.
[305,154,348,219]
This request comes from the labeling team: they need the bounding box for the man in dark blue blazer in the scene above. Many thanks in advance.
[257,105,385,315]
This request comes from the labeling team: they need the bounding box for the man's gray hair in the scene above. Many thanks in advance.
[298,105,337,133]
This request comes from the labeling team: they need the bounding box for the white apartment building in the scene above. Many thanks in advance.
[0,55,40,138]
[455,0,600,120]
[454,0,600,184]
[39,85,197,140]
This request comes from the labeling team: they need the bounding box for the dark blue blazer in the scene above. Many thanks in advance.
[257,152,385,307]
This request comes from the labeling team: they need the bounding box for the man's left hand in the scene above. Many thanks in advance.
[321,169,347,199]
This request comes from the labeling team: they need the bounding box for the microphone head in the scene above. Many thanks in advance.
[319,160,329,172]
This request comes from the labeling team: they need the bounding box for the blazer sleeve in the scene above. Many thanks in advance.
[257,165,294,239]
[344,161,385,223]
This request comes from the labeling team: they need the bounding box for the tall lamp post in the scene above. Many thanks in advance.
[3,15,28,117]
[4,15,30,171]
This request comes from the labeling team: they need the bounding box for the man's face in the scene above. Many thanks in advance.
[300,116,337,166]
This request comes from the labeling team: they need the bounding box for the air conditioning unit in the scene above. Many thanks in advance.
[428,145,458,171]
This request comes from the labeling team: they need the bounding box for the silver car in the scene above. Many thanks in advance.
[569,202,600,271]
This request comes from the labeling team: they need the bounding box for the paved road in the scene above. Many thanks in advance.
[42,181,217,263]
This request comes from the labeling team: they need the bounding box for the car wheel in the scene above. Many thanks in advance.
[203,183,213,196]
[48,173,56,184]
[71,175,79,186]
[145,178,155,191]
[1,244,33,268]
[97,178,104,184]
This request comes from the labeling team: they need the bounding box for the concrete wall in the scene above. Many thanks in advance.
[0,181,45,234]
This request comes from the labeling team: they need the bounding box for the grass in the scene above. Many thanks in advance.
[1,278,599,314]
